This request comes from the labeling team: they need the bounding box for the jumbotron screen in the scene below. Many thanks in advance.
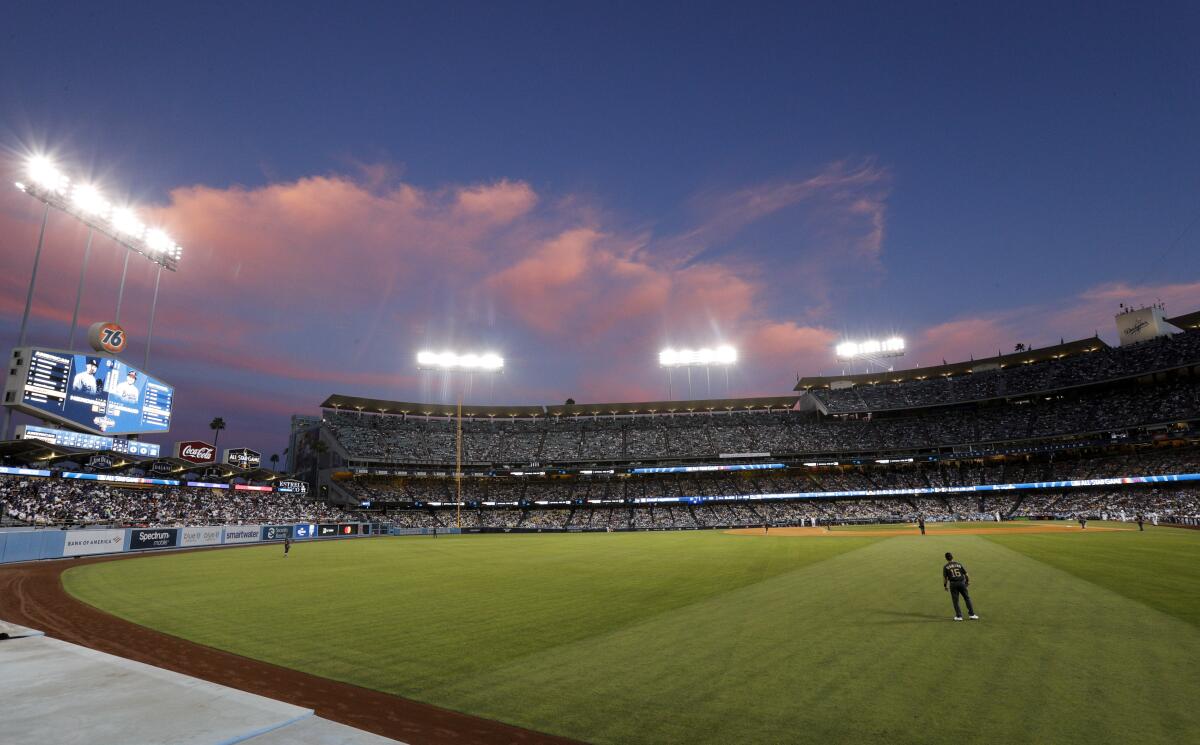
[12,348,174,435]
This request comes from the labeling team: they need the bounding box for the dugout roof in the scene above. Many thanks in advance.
[795,336,1109,390]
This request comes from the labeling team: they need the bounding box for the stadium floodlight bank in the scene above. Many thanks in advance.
[659,346,738,367]
[416,350,504,371]
[836,337,905,359]
[15,156,183,271]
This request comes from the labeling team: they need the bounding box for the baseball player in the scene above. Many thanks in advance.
[115,370,140,403]
[283,536,291,558]
[72,357,101,394]
[942,552,978,621]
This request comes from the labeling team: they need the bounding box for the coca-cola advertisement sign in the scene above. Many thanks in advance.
[174,440,216,464]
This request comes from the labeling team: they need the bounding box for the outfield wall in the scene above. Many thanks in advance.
[0,522,371,565]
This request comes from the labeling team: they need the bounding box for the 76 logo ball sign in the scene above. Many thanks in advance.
[88,322,127,354]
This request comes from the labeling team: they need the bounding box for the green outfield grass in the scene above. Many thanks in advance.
[63,528,1200,745]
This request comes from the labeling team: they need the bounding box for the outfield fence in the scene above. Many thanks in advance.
[0,521,373,565]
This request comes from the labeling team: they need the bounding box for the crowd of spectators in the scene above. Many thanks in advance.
[325,377,1200,464]
[349,446,1200,528]
[0,477,355,527]
[366,486,1199,530]
[809,330,1200,414]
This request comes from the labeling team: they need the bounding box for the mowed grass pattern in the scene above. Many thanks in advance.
[64,528,1200,744]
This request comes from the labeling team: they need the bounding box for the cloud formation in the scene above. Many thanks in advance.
[1,159,1193,455]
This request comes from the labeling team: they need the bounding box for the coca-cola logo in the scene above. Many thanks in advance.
[176,441,216,463]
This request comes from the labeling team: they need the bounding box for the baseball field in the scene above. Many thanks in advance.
[62,524,1200,744]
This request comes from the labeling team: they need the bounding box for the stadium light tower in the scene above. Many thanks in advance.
[13,154,184,362]
[416,350,504,530]
[835,336,905,373]
[658,345,737,399]
[6,153,186,440]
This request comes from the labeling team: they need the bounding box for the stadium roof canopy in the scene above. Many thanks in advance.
[795,336,1109,390]
[0,438,283,483]
[320,394,800,418]
[1167,309,1200,331]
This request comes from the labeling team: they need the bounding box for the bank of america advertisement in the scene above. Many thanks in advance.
[62,529,126,557]
[12,348,174,435]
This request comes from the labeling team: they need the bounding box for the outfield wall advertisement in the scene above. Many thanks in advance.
[129,528,179,551]
[261,525,292,541]
[180,526,224,547]
[62,529,127,556]
[223,526,262,544]
[0,522,371,564]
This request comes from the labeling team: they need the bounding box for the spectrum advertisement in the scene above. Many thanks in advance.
[9,348,174,435]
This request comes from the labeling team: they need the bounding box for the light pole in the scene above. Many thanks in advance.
[6,155,185,440]
[659,345,738,400]
[12,155,184,354]
[416,350,505,530]
[67,228,94,349]
[835,337,906,374]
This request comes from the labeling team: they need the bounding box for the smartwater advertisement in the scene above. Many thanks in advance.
[223,526,262,544]
[128,528,179,550]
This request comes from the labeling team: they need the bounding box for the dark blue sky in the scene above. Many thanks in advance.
[2,2,1199,456]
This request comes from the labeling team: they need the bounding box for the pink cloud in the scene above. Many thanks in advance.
[909,280,1200,367]
[0,159,896,454]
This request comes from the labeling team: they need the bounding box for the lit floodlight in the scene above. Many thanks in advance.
[13,155,184,272]
[71,184,110,217]
[145,228,173,252]
[659,345,738,367]
[417,350,504,371]
[836,337,905,359]
[27,156,68,193]
[110,207,145,238]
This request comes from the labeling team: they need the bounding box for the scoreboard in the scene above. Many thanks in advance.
[4,347,174,436]
[16,425,161,457]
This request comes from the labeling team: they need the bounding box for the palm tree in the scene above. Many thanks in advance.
[209,417,226,458]
[269,453,279,472]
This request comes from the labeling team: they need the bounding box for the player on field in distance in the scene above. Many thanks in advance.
[283,536,291,558]
[1136,513,1145,531]
[943,552,978,621]
[918,515,926,535]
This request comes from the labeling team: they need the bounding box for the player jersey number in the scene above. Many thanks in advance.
[948,566,963,578]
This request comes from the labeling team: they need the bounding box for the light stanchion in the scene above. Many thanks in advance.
[416,350,505,529]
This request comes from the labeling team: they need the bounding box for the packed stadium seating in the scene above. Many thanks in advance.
[0,477,356,527]
[337,446,1200,528]
[807,331,1200,413]
[325,377,1200,463]
[5,332,1198,532]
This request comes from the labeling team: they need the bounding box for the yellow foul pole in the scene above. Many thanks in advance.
[456,392,463,530]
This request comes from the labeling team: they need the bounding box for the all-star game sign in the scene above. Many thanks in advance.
[225,448,262,469]
[87,321,127,354]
